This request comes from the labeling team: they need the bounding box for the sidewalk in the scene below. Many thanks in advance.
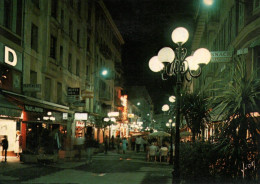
[0,150,173,184]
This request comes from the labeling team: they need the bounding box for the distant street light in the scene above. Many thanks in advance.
[137,102,141,106]
[149,27,211,183]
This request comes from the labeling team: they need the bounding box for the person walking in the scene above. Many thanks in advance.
[111,135,115,149]
[85,134,95,164]
[135,136,141,153]
[131,136,136,151]
[122,137,128,154]
[115,135,122,154]
[143,137,148,152]
[14,131,22,158]
[104,136,109,154]
[1,135,8,162]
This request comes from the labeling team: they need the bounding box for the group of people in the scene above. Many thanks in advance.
[131,136,148,152]
[146,141,175,162]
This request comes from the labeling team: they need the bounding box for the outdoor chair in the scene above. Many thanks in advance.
[159,147,168,162]
[147,145,158,162]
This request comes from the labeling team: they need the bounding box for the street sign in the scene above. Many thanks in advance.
[67,87,80,103]
[67,87,80,95]
[210,51,232,63]
[23,84,41,92]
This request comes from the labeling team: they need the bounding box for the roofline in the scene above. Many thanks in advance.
[98,0,125,45]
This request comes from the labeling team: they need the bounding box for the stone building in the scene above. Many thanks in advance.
[191,0,260,141]
[0,0,124,156]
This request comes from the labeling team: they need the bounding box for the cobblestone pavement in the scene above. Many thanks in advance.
[0,151,173,184]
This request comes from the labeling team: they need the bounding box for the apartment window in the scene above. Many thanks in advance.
[77,0,81,14]
[31,23,38,52]
[87,3,91,23]
[57,82,62,104]
[50,35,57,59]
[3,0,12,29]
[76,59,80,76]
[32,0,39,8]
[68,53,72,73]
[69,19,73,38]
[60,46,63,66]
[86,65,89,76]
[51,0,57,18]
[30,70,37,98]
[238,3,244,29]
[61,10,64,28]
[45,77,51,101]
[254,0,260,10]
[87,37,90,52]
[77,29,80,45]
[69,0,73,7]
[254,46,260,78]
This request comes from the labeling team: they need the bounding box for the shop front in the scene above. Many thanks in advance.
[1,90,70,155]
[0,94,22,157]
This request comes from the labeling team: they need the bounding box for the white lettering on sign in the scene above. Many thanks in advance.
[4,46,17,66]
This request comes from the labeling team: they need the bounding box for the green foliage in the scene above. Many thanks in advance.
[210,57,260,179]
[180,89,211,141]
[179,142,217,182]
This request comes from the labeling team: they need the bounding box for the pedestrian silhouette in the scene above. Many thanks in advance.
[1,135,8,162]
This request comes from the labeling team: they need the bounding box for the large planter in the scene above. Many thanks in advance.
[37,154,58,164]
[20,153,58,164]
[20,154,38,163]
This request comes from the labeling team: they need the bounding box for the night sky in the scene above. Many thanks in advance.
[103,0,197,112]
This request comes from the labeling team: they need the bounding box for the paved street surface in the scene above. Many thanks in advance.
[0,151,172,184]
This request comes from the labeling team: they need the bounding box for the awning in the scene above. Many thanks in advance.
[2,90,71,113]
[0,94,22,118]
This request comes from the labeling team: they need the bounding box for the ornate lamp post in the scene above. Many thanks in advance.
[149,27,211,183]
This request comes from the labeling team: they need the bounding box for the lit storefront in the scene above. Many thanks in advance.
[0,45,23,155]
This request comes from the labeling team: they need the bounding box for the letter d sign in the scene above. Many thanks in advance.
[5,46,17,66]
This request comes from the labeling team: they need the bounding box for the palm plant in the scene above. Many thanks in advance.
[180,89,211,142]
[211,57,260,178]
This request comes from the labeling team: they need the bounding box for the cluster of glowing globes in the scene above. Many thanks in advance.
[149,27,211,73]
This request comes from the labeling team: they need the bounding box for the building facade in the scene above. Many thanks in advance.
[0,0,124,157]
[190,0,260,141]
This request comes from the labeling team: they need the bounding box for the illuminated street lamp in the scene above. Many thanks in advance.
[149,27,211,183]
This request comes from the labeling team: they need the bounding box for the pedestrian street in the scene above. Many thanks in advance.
[0,150,172,184]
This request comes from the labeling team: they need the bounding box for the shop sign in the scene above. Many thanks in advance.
[108,112,119,117]
[63,113,68,120]
[81,89,94,99]
[128,113,135,118]
[76,121,85,127]
[67,87,80,95]
[237,48,248,55]
[210,51,232,63]
[0,43,22,71]
[23,84,41,92]
[67,87,80,103]
[75,112,88,120]
[24,105,44,113]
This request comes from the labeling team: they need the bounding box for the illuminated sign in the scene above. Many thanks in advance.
[128,114,134,118]
[0,44,22,71]
[75,113,88,120]
[76,121,85,127]
[108,112,119,117]
[4,46,17,66]
[121,95,128,121]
